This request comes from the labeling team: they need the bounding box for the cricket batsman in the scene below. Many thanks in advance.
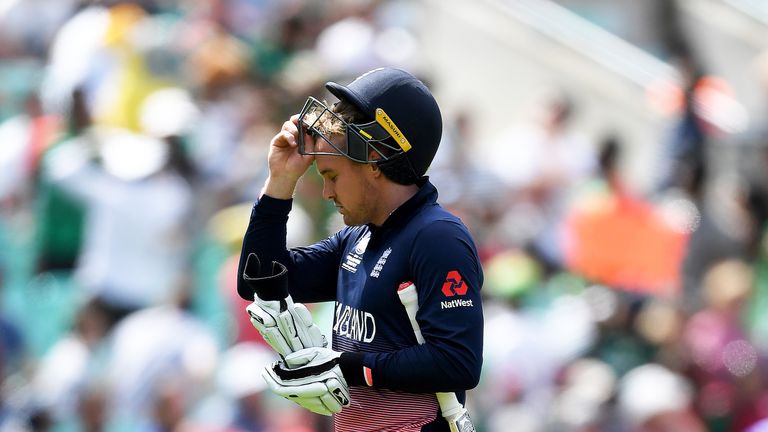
[237,67,484,432]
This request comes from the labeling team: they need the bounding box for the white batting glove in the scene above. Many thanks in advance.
[262,348,350,416]
[241,253,327,357]
[246,294,327,357]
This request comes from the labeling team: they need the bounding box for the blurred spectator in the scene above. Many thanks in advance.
[656,56,708,193]
[0,93,59,211]
[682,259,768,430]
[481,272,597,431]
[29,301,109,424]
[34,88,88,274]
[0,325,25,429]
[43,126,193,327]
[0,0,77,58]
[187,83,272,212]
[677,174,762,310]
[40,3,115,116]
[617,363,705,432]
[549,358,617,430]
[216,342,275,432]
[481,89,597,270]
[72,382,109,432]
[428,108,505,253]
[0,112,30,206]
[0,276,24,380]
[140,378,192,432]
[315,5,380,77]
[107,290,218,429]
[564,136,688,297]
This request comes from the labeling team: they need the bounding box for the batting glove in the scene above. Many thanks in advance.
[246,294,327,357]
[241,254,327,357]
[261,347,351,416]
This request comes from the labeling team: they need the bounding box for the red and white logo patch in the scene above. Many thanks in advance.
[440,270,473,309]
[441,270,468,297]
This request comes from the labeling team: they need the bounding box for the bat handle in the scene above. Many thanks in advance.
[436,392,466,420]
[397,282,424,344]
[397,282,476,432]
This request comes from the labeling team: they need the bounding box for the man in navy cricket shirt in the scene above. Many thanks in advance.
[238,67,483,432]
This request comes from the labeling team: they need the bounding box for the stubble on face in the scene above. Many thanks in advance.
[316,158,379,227]
[332,160,377,226]
[314,135,378,226]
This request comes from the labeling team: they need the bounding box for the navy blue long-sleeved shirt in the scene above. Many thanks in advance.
[238,179,483,432]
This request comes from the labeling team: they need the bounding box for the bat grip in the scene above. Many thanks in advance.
[397,283,424,344]
[397,283,469,424]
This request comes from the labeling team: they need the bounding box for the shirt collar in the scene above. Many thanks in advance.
[369,177,437,231]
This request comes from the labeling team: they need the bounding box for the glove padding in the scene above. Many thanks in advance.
[262,348,350,416]
[246,294,327,357]
[241,253,327,357]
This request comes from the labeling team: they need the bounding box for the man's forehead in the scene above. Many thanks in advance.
[315,154,342,175]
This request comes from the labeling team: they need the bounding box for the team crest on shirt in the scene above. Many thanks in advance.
[370,248,392,278]
[342,233,370,273]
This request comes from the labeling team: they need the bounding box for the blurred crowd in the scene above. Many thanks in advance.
[0,0,768,431]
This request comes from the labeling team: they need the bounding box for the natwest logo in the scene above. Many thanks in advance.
[441,270,468,297]
[441,299,474,309]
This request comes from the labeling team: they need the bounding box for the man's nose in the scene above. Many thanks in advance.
[322,181,334,201]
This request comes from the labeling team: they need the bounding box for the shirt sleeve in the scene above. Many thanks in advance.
[361,219,484,393]
[237,194,342,303]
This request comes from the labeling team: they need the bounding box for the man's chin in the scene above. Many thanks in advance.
[342,215,365,226]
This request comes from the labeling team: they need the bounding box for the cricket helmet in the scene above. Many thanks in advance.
[298,67,442,182]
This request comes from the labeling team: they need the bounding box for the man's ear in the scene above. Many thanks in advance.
[369,162,382,176]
